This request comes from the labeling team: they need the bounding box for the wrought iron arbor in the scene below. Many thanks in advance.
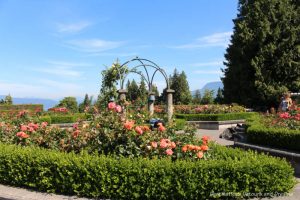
[115,57,174,122]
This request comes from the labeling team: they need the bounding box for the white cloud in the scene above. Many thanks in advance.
[46,60,92,67]
[65,39,124,53]
[35,66,81,77]
[33,60,94,78]
[194,70,222,75]
[191,61,223,67]
[39,79,82,90]
[173,31,232,49]
[56,21,92,34]
[86,52,138,57]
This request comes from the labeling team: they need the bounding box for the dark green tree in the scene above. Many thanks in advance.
[222,0,300,108]
[139,78,148,102]
[214,88,224,104]
[201,89,214,104]
[170,69,192,104]
[193,90,202,104]
[79,94,92,113]
[127,79,139,101]
[56,97,78,113]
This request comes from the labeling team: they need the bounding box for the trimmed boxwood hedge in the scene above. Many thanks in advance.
[0,143,295,199]
[175,112,257,121]
[246,116,300,152]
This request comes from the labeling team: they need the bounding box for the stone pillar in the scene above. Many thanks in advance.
[148,92,155,117]
[118,89,127,119]
[166,89,175,123]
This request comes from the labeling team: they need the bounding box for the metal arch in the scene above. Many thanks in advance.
[118,57,170,91]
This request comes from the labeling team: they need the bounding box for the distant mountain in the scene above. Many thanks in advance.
[191,81,223,97]
[0,95,58,110]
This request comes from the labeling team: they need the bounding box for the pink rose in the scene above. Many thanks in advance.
[165,149,173,156]
[115,105,122,113]
[108,102,116,110]
[135,126,143,135]
[41,122,48,128]
[20,125,27,131]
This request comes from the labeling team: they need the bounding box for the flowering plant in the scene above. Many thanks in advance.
[263,104,300,130]
[0,102,212,160]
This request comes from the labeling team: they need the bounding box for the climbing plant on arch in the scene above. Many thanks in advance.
[113,57,175,122]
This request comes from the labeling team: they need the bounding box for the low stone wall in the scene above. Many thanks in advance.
[187,120,245,130]
[234,141,300,176]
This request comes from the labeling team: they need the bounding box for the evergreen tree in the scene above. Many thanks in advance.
[56,97,78,113]
[151,84,160,98]
[201,89,214,104]
[128,79,139,101]
[193,90,201,104]
[214,88,224,104]
[170,69,192,104]
[139,78,148,102]
[222,0,300,108]
[79,94,91,113]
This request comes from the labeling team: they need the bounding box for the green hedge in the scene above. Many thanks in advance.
[0,104,43,111]
[38,116,52,124]
[246,116,300,152]
[175,112,257,121]
[0,143,295,199]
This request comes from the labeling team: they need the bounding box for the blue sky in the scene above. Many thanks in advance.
[0,0,237,100]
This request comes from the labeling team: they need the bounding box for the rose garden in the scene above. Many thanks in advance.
[0,57,299,199]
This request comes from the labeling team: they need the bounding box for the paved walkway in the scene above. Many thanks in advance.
[195,128,233,146]
[0,129,299,200]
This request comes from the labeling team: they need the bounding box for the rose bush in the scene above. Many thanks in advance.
[155,104,246,114]
[262,104,300,130]
[0,103,212,160]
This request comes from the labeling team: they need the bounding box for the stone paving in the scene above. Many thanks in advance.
[0,128,299,200]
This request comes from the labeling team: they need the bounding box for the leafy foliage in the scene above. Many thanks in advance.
[0,143,295,199]
[56,97,78,113]
[78,94,92,113]
[201,89,214,104]
[170,69,192,104]
[246,107,300,151]
[176,112,257,121]
[222,0,300,108]
[97,60,128,108]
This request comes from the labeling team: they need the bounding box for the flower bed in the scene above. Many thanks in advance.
[155,104,246,114]
[246,106,300,152]
[175,112,257,121]
[0,143,295,199]
[0,103,297,198]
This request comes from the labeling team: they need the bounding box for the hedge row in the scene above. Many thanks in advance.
[0,143,295,199]
[0,104,43,111]
[39,113,92,124]
[246,116,300,152]
[175,112,257,121]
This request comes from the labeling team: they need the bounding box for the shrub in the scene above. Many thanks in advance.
[246,115,300,152]
[155,104,246,114]
[47,113,91,124]
[0,143,295,199]
[38,116,51,124]
[0,104,43,112]
[176,112,257,121]
[50,115,75,124]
